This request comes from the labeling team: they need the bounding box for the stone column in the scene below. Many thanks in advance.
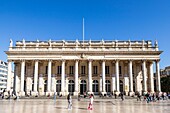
[136,65,141,93]
[7,60,12,91]
[111,77,116,92]
[13,63,17,94]
[142,60,147,93]
[61,60,65,95]
[111,62,116,94]
[20,60,25,95]
[51,77,56,92]
[47,60,52,93]
[102,60,106,95]
[156,60,161,92]
[88,60,92,93]
[124,77,129,95]
[38,77,44,95]
[74,60,79,95]
[150,61,154,93]
[115,60,120,94]
[33,60,38,94]
[129,60,134,95]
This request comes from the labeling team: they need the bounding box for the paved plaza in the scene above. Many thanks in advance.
[0,98,169,113]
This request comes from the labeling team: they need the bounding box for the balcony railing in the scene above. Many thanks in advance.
[92,74,99,77]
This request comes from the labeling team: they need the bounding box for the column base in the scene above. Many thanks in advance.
[59,91,67,96]
[150,91,155,94]
[129,91,135,96]
[38,92,45,96]
[124,91,129,96]
[45,92,54,96]
[101,92,107,96]
[115,91,120,96]
[157,90,162,93]
[73,92,79,96]
[32,91,39,96]
[20,91,25,96]
[87,91,93,95]
[142,91,148,96]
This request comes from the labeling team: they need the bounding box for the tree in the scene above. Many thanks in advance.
[161,77,170,92]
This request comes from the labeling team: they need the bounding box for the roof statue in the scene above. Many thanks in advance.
[155,40,158,47]
[10,39,13,47]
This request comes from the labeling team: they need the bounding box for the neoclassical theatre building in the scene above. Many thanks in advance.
[6,39,162,96]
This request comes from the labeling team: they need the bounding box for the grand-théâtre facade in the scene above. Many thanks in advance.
[6,39,162,96]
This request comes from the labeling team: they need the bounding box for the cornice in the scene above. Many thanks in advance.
[5,50,163,55]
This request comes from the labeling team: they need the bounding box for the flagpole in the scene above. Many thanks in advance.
[83,18,84,47]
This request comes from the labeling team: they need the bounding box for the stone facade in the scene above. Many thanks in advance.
[0,60,8,92]
[5,39,162,96]
[160,66,170,77]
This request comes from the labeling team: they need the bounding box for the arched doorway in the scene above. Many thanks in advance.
[56,80,61,93]
[68,80,74,95]
[105,80,111,94]
[32,80,34,91]
[31,80,39,92]
[93,80,99,95]
[24,80,26,95]
[133,80,136,92]
[154,79,156,92]
[44,80,47,92]
[120,80,123,92]
[80,80,86,94]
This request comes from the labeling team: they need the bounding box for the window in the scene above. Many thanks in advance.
[57,66,62,74]
[56,80,61,92]
[119,66,122,75]
[45,66,48,74]
[132,66,134,76]
[25,66,26,74]
[81,66,86,74]
[33,66,35,75]
[93,66,98,74]
[168,71,170,75]
[105,66,109,74]
[69,66,74,75]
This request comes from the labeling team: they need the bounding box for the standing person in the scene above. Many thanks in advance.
[137,92,141,101]
[88,94,94,110]
[145,92,150,103]
[78,93,81,101]
[2,89,5,99]
[152,93,155,102]
[67,93,72,110]
[114,91,117,99]
[53,92,56,104]
[168,92,170,99]
[30,90,32,96]
[120,92,124,101]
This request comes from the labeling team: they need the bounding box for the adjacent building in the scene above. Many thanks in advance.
[5,39,162,96]
[0,60,8,92]
[160,66,170,77]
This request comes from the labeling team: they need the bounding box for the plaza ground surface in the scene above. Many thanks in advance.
[0,98,169,113]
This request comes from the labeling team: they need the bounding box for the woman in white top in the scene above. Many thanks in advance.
[88,94,94,110]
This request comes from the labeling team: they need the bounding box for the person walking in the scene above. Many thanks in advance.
[88,94,94,110]
[67,93,72,110]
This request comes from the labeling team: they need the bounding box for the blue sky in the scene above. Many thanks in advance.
[0,0,169,69]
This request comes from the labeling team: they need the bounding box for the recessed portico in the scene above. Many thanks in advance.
[6,40,162,96]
